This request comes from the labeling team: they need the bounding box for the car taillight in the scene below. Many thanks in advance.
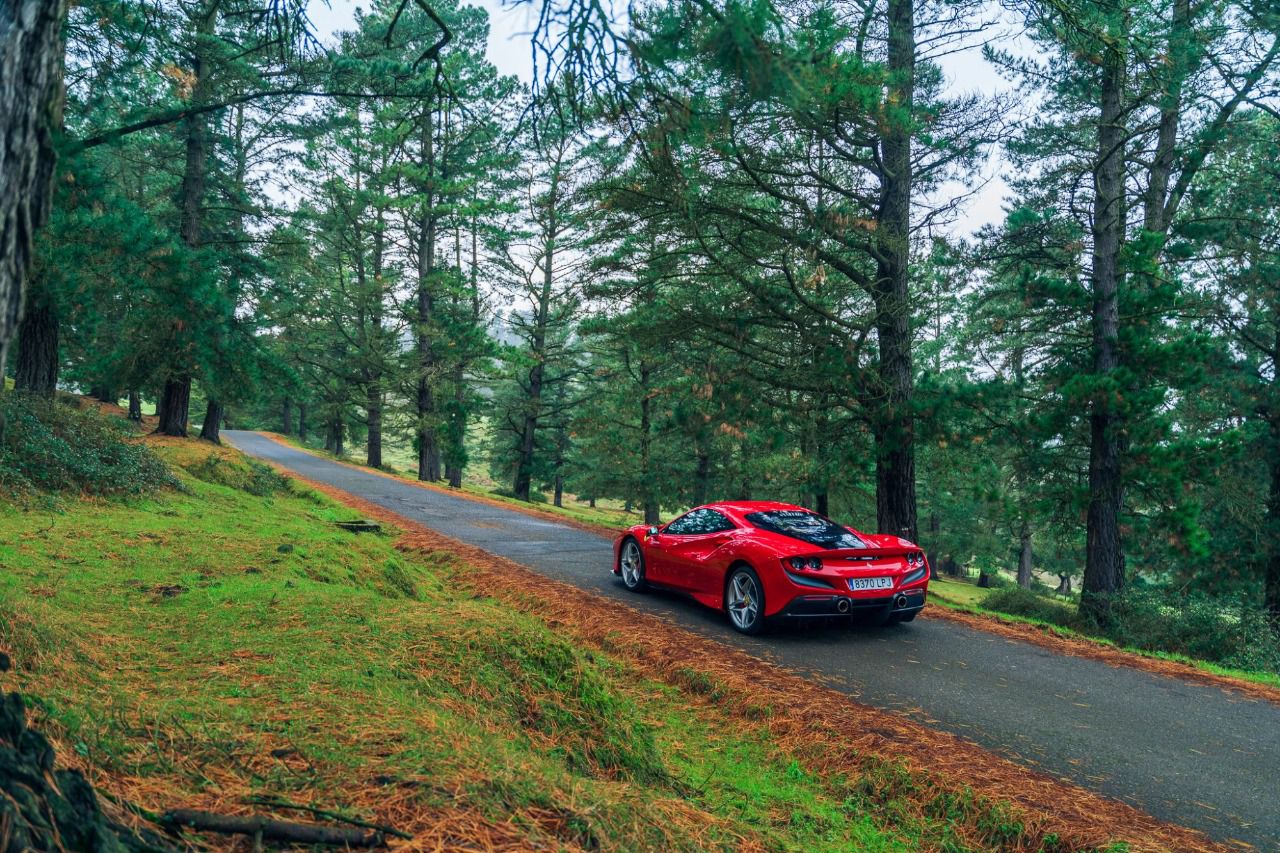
[788,557,822,570]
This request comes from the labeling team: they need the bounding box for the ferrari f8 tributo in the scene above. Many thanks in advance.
[613,501,929,634]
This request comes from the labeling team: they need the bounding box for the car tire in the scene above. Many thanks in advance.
[619,538,648,592]
[725,565,767,635]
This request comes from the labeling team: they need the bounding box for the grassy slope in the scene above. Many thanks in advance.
[0,438,1070,852]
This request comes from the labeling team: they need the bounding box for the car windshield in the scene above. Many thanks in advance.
[745,510,867,550]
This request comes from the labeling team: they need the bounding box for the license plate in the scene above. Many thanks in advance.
[848,576,894,591]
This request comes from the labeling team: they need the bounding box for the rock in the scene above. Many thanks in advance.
[0,691,174,852]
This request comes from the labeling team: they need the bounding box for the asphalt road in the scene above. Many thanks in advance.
[227,431,1280,849]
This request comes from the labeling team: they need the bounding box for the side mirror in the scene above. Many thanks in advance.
[646,526,660,537]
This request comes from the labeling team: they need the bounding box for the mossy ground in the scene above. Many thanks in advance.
[0,436,1077,851]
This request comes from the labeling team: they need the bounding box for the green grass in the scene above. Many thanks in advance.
[928,577,993,608]
[0,438,1091,851]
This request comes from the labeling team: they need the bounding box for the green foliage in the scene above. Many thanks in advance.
[0,395,175,499]
[1108,591,1280,674]
[983,586,1280,675]
[181,454,292,497]
[982,588,1082,629]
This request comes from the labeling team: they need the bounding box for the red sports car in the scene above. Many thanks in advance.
[612,501,929,634]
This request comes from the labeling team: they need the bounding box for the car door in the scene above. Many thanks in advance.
[639,524,679,586]
[658,509,737,591]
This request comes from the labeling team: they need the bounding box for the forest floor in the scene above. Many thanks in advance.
[0,430,1228,852]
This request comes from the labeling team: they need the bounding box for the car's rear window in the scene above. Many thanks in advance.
[745,510,867,549]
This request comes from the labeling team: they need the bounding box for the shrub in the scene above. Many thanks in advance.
[982,587,1081,630]
[983,584,1280,675]
[183,453,290,497]
[490,486,548,504]
[1108,589,1280,674]
[0,394,176,499]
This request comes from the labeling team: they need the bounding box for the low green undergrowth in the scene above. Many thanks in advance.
[980,586,1280,676]
[0,393,175,501]
[0,437,1102,851]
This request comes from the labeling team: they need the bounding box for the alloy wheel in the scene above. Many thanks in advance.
[620,540,644,589]
[727,570,761,631]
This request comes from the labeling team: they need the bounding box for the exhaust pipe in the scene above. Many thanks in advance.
[894,594,908,609]
[836,598,851,614]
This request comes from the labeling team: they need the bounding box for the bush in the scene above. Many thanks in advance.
[490,486,548,504]
[0,394,176,499]
[983,587,1081,629]
[1108,589,1280,674]
[983,584,1280,675]
[183,453,290,497]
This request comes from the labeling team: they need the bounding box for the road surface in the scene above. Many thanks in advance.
[227,431,1280,849]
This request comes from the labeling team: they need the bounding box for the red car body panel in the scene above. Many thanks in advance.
[612,500,929,622]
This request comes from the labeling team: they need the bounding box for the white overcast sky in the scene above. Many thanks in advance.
[307,0,1016,236]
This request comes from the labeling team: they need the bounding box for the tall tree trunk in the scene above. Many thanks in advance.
[94,386,116,404]
[281,397,293,435]
[157,7,213,437]
[127,390,141,421]
[1267,418,1280,624]
[1141,0,1190,238]
[200,399,223,444]
[297,403,307,440]
[1266,329,1280,626]
[1017,521,1034,589]
[552,423,568,508]
[445,376,463,487]
[639,361,659,525]
[0,0,67,380]
[513,172,559,502]
[333,416,344,457]
[14,297,57,395]
[415,107,440,482]
[513,373,542,500]
[156,377,190,437]
[1081,43,1128,626]
[366,388,383,468]
[365,223,385,469]
[872,0,918,543]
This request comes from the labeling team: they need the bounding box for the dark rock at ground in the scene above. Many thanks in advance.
[0,692,175,852]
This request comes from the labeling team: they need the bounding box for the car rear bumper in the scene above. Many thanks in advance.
[778,587,926,618]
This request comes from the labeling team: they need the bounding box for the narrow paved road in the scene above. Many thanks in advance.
[227,431,1280,849]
